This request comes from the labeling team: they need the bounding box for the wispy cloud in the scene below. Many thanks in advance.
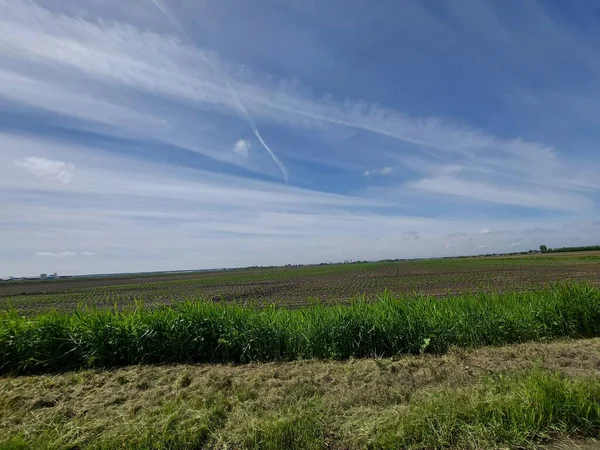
[1,0,600,276]
[364,167,393,177]
[1,0,593,192]
[36,251,76,257]
[407,176,593,212]
[15,157,75,185]
[0,134,375,210]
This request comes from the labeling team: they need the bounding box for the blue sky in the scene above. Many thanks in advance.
[2,0,600,277]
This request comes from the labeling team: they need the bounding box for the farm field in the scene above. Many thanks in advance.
[2,252,600,315]
[3,255,600,449]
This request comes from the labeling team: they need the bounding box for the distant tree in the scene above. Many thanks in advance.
[540,245,548,253]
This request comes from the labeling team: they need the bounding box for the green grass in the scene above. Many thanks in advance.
[370,367,600,449]
[3,365,600,449]
[2,283,600,374]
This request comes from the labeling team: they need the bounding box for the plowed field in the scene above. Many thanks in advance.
[2,253,600,315]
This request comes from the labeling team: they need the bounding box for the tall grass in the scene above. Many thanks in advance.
[372,367,600,449]
[2,284,600,374]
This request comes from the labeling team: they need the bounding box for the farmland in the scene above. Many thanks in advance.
[2,252,600,315]
[3,253,600,449]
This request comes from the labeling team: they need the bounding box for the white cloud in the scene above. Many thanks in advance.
[1,1,600,277]
[3,173,598,276]
[0,134,376,210]
[15,157,75,185]
[233,139,252,158]
[407,176,592,212]
[36,251,76,257]
[364,167,393,177]
[81,251,96,256]
[0,0,587,191]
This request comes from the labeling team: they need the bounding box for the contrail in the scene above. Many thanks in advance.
[151,0,288,183]
[226,87,289,182]
[152,0,189,40]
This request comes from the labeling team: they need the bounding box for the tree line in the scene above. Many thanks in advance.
[540,244,600,254]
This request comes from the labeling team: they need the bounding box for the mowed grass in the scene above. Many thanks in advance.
[3,338,600,449]
[2,283,600,374]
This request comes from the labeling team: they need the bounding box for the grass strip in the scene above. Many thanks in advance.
[2,283,600,374]
[368,367,600,449]
[2,367,600,449]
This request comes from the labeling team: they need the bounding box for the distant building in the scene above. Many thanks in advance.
[40,273,47,280]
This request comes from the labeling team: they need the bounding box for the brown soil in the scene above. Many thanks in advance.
[3,253,600,315]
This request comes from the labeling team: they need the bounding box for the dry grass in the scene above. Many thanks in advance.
[2,338,600,449]
[545,439,600,449]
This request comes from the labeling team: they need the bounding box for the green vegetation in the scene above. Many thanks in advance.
[371,368,600,449]
[5,256,600,448]
[3,336,600,449]
[540,244,600,254]
[2,283,600,374]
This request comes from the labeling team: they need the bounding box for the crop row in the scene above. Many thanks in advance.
[3,256,600,316]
